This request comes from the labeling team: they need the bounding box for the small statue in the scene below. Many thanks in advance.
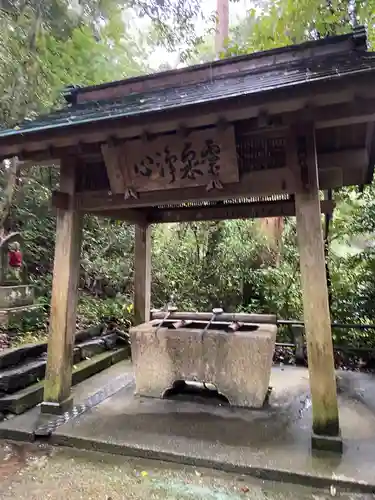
[8,241,22,282]
[0,232,26,285]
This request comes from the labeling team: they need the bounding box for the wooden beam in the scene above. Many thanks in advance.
[85,208,149,224]
[365,121,375,183]
[101,142,125,194]
[318,148,368,170]
[365,121,375,151]
[51,190,70,210]
[41,158,82,415]
[151,311,276,324]
[314,97,375,129]
[318,167,343,190]
[134,223,151,325]
[52,193,150,225]
[76,169,294,211]
[18,158,60,168]
[149,200,334,223]
[74,147,367,212]
[1,80,374,161]
[288,122,340,439]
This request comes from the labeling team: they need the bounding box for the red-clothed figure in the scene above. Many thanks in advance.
[9,250,22,268]
[8,242,22,280]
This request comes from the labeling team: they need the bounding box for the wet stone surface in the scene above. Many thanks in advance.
[2,363,375,494]
[0,441,373,500]
[45,365,375,489]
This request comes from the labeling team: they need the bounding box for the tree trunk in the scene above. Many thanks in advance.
[0,158,21,239]
[215,0,229,57]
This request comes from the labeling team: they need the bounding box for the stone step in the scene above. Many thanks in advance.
[0,346,130,414]
[0,342,46,371]
[0,324,106,370]
[0,334,121,395]
[0,358,46,394]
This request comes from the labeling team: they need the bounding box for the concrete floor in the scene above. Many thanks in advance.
[0,442,373,499]
[1,362,375,492]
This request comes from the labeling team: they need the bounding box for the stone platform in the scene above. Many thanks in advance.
[1,362,375,493]
[0,285,34,309]
[0,284,39,328]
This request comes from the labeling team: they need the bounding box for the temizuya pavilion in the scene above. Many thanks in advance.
[0,26,375,445]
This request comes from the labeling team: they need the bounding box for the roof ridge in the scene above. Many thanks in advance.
[60,49,366,110]
[63,27,367,106]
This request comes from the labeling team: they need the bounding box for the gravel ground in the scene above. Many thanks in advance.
[0,441,373,500]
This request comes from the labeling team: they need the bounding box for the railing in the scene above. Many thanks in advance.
[278,319,375,330]
[276,320,375,364]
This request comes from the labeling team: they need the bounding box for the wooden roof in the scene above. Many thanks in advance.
[1,25,375,165]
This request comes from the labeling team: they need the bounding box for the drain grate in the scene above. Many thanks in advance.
[34,373,134,437]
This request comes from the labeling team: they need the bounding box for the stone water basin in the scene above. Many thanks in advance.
[130,314,277,408]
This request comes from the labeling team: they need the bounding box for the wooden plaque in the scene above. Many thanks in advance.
[117,126,239,192]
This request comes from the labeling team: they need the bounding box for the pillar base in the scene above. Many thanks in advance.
[40,396,73,415]
[311,432,343,454]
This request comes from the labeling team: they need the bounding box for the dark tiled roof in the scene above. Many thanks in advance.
[1,42,375,139]
[66,26,367,100]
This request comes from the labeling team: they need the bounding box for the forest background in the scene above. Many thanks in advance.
[1,0,375,347]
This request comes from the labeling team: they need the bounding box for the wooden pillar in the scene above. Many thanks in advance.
[289,123,340,437]
[134,223,151,325]
[324,189,333,310]
[41,158,82,414]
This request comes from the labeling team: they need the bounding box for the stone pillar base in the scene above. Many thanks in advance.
[311,432,343,454]
[40,396,73,415]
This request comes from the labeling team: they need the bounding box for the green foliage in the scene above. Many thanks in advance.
[227,0,375,56]
[0,2,147,127]
[77,295,133,330]
[152,220,303,321]
[329,186,375,341]
[10,166,135,332]
[2,0,375,351]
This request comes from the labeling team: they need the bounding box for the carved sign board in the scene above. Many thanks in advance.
[102,126,239,194]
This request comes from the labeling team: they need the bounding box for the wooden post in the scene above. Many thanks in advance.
[134,223,151,325]
[41,158,82,414]
[324,189,333,310]
[289,123,340,438]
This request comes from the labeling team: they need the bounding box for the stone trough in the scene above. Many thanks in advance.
[130,312,277,408]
